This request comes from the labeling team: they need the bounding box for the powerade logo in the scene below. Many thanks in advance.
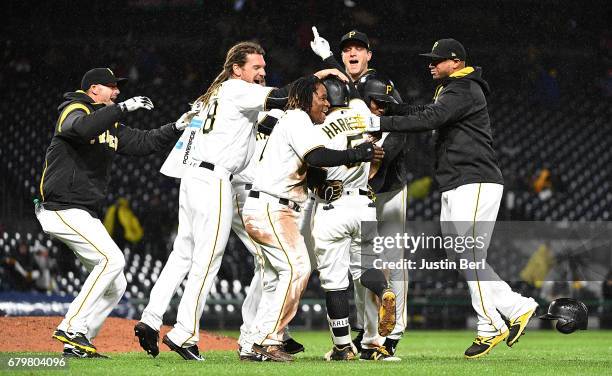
[174,116,203,149]
[190,117,203,128]
[183,131,196,164]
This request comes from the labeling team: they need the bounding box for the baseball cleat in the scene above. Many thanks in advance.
[282,338,305,354]
[464,330,509,359]
[378,288,397,337]
[252,343,293,362]
[507,302,539,347]
[352,328,364,353]
[324,344,357,361]
[382,337,399,356]
[359,346,401,361]
[134,322,160,357]
[162,335,203,361]
[52,329,97,354]
[238,347,264,362]
[63,346,109,359]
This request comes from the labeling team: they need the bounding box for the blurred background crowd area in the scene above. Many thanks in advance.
[1,0,611,329]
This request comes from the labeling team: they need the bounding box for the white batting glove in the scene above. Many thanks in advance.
[310,26,332,60]
[367,115,381,132]
[174,110,199,131]
[119,96,154,112]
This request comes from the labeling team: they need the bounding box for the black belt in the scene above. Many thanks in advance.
[248,190,301,212]
[199,161,233,181]
[245,183,253,190]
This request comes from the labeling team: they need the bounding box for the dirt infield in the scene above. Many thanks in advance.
[0,316,236,353]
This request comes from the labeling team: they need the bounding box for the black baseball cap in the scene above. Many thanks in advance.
[340,30,370,50]
[420,39,466,61]
[81,68,127,90]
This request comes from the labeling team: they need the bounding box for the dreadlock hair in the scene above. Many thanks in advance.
[286,75,323,114]
[195,41,265,106]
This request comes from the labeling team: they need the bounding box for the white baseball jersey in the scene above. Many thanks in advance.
[252,109,327,204]
[191,79,274,175]
[232,109,284,185]
[314,101,370,190]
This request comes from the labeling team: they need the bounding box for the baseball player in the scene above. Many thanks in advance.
[241,75,381,362]
[362,38,539,359]
[310,77,397,361]
[356,72,411,358]
[35,67,185,358]
[232,111,305,361]
[134,42,291,361]
[311,27,410,360]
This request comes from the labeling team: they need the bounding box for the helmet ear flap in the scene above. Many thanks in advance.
[556,318,577,334]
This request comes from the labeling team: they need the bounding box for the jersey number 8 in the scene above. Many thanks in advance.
[201,100,219,134]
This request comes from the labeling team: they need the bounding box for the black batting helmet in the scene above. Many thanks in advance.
[357,71,400,106]
[321,77,350,108]
[539,298,588,334]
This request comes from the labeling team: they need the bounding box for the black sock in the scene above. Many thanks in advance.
[326,290,351,346]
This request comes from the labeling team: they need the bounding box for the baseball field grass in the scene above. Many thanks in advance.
[2,330,611,376]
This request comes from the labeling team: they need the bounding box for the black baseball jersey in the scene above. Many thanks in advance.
[40,91,180,217]
[381,67,504,192]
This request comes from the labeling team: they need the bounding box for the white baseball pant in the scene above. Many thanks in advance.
[165,166,233,347]
[231,183,269,347]
[298,196,317,270]
[440,183,536,336]
[242,195,311,346]
[36,206,126,340]
[312,193,377,291]
[354,186,409,347]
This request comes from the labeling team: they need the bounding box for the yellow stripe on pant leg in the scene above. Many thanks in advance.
[182,179,223,347]
[400,185,408,331]
[55,212,109,333]
[263,203,294,343]
[471,183,500,334]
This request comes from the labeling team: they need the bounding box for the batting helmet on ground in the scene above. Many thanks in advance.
[539,298,588,334]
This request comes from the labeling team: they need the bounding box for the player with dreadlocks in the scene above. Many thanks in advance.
[240,75,383,361]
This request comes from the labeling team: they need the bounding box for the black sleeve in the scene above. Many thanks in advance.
[304,147,356,167]
[323,56,346,73]
[264,82,291,110]
[57,104,124,142]
[381,87,472,132]
[386,102,425,116]
[257,112,280,136]
[116,122,181,156]
[321,56,361,100]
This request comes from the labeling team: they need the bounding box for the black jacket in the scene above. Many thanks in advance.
[381,67,503,192]
[40,91,180,217]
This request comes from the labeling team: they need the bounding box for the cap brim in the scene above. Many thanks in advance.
[371,94,399,105]
[419,52,447,59]
[340,39,369,50]
[538,313,561,320]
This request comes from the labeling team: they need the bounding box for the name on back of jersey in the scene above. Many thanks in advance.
[320,113,366,139]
